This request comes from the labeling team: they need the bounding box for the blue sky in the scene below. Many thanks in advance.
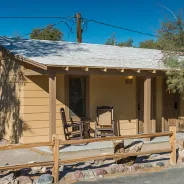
[0,0,183,46]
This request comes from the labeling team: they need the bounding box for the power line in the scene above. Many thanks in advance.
[0,16,73,19]
[82,17,158,37]
[3,19,74,40]
[0,15,160,40]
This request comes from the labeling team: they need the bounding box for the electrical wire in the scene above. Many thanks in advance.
[3,19,74,40]
[82,17,158,37]
[0,15,160,39]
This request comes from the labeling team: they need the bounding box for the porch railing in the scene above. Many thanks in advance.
[0,126,176,183]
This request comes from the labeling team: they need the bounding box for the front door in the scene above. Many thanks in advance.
[137,78,155,134]
[162,80,178,131]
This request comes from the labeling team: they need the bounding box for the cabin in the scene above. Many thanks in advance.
[0,37,183,143]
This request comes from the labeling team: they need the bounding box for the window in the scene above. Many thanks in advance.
[69,76,87,117]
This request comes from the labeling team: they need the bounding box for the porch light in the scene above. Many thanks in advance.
[127,76,133,79]
[125,76,133,84]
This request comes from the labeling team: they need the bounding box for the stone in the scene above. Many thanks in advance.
[37,174,53,184]
[33,178,38,184]
[1,173,14,182]
[125,141,144,153]
[141,163,153,168]
[94,169,107,176]
[59,165,64,171]
[40,167,47,173]
[156,162,165,167]
[149,154,160,159]
[15,176,32,184]
[30,166,42,174]
[116,141,144,164]
[30,166,47,174]
[108,164,125,174]
[71,170,84,181]
[94,160,104,166]
[0,179,10,184]
[126,165,136,172]
[83,170,95,179]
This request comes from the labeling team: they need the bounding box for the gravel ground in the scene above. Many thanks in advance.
[0,148,52,166]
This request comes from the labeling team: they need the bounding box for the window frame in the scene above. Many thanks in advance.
[65,75,90,120]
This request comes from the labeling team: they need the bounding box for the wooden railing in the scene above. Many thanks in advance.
[0,126,176,183]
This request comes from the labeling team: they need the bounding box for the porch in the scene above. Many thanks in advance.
[23,70,184,143]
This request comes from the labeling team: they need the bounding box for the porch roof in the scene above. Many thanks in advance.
[0,37,166,70]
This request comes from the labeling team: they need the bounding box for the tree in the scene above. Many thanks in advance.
[105,33,116,45]
[30,25,63,41]
[158,13,184,97]
[105,34,134,47]
[118,38,134,47]
[139,40,160,49]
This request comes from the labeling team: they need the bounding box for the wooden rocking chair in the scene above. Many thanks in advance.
[95,106,115,137]
[60,108,84,140]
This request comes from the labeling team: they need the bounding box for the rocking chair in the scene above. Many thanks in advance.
[60,108,84,140]
[95,106,115,137]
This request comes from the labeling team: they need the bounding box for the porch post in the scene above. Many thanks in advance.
[49,73,56,142]
[144,78,151,134]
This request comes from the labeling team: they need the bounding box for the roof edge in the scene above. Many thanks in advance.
[0,45,47,70]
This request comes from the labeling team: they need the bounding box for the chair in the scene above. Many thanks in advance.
[95,106,115,137]
[60,108,84,140]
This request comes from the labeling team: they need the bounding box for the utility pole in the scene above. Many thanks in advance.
[75,13,82,43]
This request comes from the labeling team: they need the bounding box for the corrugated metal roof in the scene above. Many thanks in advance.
[0,37,165,70]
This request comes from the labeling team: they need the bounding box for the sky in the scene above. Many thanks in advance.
[0,0,183,46]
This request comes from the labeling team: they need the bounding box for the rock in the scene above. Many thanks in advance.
[149,154,160,159]
[37,174,53,184]
[108,164,125,174]
[126,165,137,172]
[116,141,144,164]
[125,141,144,153]
[30,167,47,174]
[13,180,18,184]
[59,165,64,171]
[93,169,107,176]
[141,163,153,168]
[33,178,38,184]
[94,160,104,166]
[71,170,84,181]
[30,167,42,174]
[1,173,14,182]
[156,162,165,167]
[83,170,95,179]
[0,179,10,184]
[15,176,32,184]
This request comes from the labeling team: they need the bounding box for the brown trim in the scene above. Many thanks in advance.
[47,67,165,77]
[64,75,69,120]
[144,78,151,134]
[49,73,56,141]
[46,64,167,71]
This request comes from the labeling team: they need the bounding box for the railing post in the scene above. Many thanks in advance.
[169,126,176,166]
[52,135,60,183]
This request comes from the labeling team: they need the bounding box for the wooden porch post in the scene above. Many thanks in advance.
[49,73,56,142]
[144,78,151,134]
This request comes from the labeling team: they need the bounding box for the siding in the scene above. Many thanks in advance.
[21,74,65,143]
[0,52,25,142]
[90,75,137,136]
